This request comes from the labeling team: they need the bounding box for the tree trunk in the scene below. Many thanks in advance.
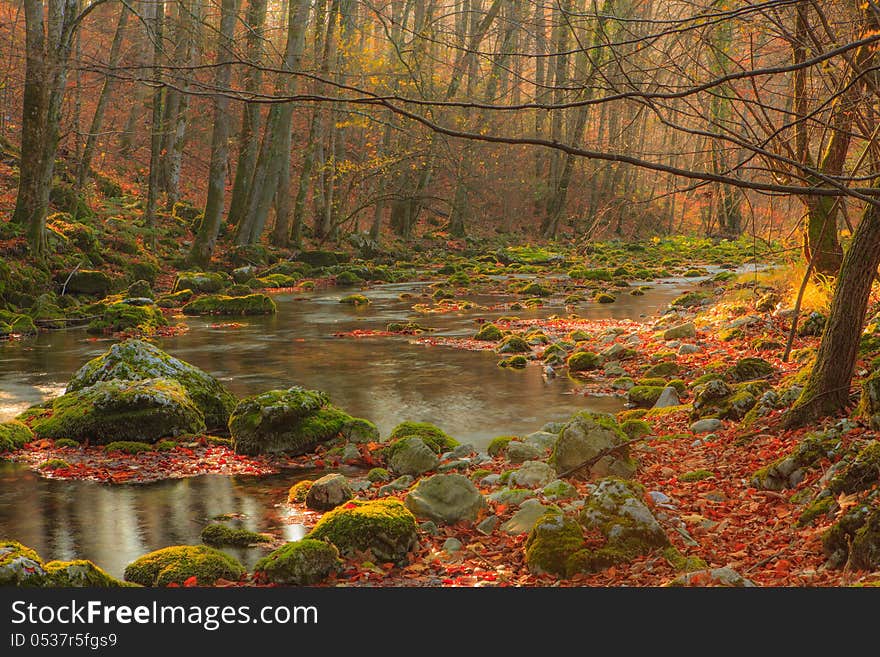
[144,0,166,237]
[188,0,238,267]
[270,127,293,247]
[785,197,880,426]
[227,0,268,228]
[77,4,129,189]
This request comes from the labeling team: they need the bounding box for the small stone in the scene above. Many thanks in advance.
[690,418,722,434]
[678,343,701,355]
[451,443,476,458]
[420,521,439,535]
[666,340,681,349]
[476,515,500,535]
[442,538,463,553]
[480,473,501,487]
[348,477,372,492]
[501,499,549,535]
[652,386,680,409]
[438,459,470,472]
[510,461,556,488]
[488,488,535,505]
[505,441,543,464]
[305,473,353,511]
[542,479,578,500]
[663,322,696,340]
[603,362,628,377]
[649,491,672,505]
[340,443,361,462]
[378,475,414,496]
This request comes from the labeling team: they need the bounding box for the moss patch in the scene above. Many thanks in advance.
[200,523,270,547]
[182,294,276,316]
[255,539,342,585]
[388,421,459,453]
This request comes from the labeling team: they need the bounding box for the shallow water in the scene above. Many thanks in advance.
[0,275,700,577]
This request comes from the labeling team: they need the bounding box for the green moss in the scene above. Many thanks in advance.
[28,378,205,445]
[182,294,276,316]
[155,440,176,451]
[367,467,391,482]
[594,292,616,304]
[288,480,314,503]
[644,405,689,419]
[254,539,341,585]
[612,376,635,390]
[470,468,492,482]
[173,272,228,294]
[498,355,528,368]
[255,273,300,288]
[569,267,612,281]
[564,294,586,304]
[124,545,244,586]
[679,469,714,482]
[567,351,600,372]
[44,560,131,587]
[87,301,167,334]
[0,310,38,335]
[662,546,708,572]
[200,523,269,547]
[0,540,47,586]
[620,419,652,439]
[644,361,681,378]
[388,421,458,453]
[691,372,725,387]
[667,379,687,394]
[447,271,471,286]
[38,458,71,470]
[0,421,33,452]
[339,294,370,306]
[488,435,516,458]
[65,270,113,296]
[496,335,531,354]
[627,386,666,408]
[474,323,503,341]
[307,499,418,564]
[828,441,880,495]
[104,440,153,454]
[543,344,569,363]
[682,268,705,278]
[53,438,79,449]
[637,377,667,387]
[671,291,708,308]
[797,495,835,527]
[726,357,774,382]
[524,510,586,577]
[156,289,193,308]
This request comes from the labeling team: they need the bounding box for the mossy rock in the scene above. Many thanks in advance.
[524,510,587,578]
[594,292,616,304]
[307,499,418,565]
[297,250,342,268]
[828,441,880,495]
[86,301,167,334]
[488,435,516,458]
[339,294,370,306]
[404,473,486,524]
[568,330,590,343]
[172,272,228,294]
[567,351,600,372]
[679,469,714,482]
[124,545,245,586]
[518,281,552,297]
[726,357,774,382]
[0,310,38,335]
[496,335,531,354]
[182,294,276,316]
[66,339,236,430]
[288,480,314,504]
[0,421,33,452]
[44,560,131,587]
[104,440,153,454]
[822,502,880,570]
[156,289,193,308]
[255,273,299,288]
[39,458,70,470]
[200,523,270,547]
[230,386,363,456]
[620,419,651,439]
[367,467,391,483]
[255,539,342,585]
[644,361,680,378]
[26,378,205,445]
[551,412,635,480]
[388,421,458,453]
[798,312,826,337]
[0,540,48,586]
[498,355,528,368]
[671,291,708,308]
[474,322,503,341]
[627,385,666,409]
[127,279,154,299]
[64,270,113,297]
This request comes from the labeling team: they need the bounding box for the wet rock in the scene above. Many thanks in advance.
[0,541,47,586]
[305,473,353,511]
[405,474,486,524]
[551,412,636,479]
[254,540,341,585]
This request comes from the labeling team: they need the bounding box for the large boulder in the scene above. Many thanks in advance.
[65,339,235,430]
[230,386,368,456]
[305,473,353,511]
[404,473,485,524]
[387,436,439,475]
[551,412,636,479]
[172,271,228,294]
[26,378,205,445]
[124,545,244,586]
[510,461,556,488]
[524,510,587,577]
[254,539,342,585]
[308,499,417,564]
[65,269,113,296]
[0,540,47,586]
[182,294,276,316]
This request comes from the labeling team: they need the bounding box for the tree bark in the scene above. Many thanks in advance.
[144,0,166,237]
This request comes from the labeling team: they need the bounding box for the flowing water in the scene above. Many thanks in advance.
[0,275,700,576]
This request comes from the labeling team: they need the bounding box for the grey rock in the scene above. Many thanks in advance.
[476,515,500,535]
[501,499,549,535]
[404,474,486,524]
[378,475,413,496]
[603,362,628,377]
[442,538,463,553]
[524,431,558,450]
[505,441,543,464]
[480,473,502,487]
[580,478,669,554]
[652,386,680,409]
[541,479,578,500]
[510,461,556,488]
[678,343,701,355]
[667,567,756,587]
[232,265,257,283]
[451,443,476,458]
[419,521,439,535]
[552,413,635,480]
[389,437,439,476]
[540,421,566,434]
[348,477,372,492]
[649,491,672,505]
[690,418,722,434]
[487,488,535,506]
[340,443,361,462]
[438,459,470,472]
[305,473,353,511]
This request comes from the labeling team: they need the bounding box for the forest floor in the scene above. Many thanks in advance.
[2,160,880,587]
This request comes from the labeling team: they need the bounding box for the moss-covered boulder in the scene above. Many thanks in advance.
[297,250,342,268]
[726,357,774,382]
[387,436,439,476]
[127,279,154,299]
[43,560,130,587]
[200,524,270,547]
[822,501,880,570]
[65,339,235,430]
[551,412,636,479]
[308,499,418,564]
[0,310,38,335]
[524,510,587,578]
[474,323,503,341]
[255,539,342,585]
[26,378,205,445]
[497,335,531,354]
[627,386,666,409]
[156,289,193,308]
[305,473,353,511]
[230,386,362,456]
[828,441,880,495]
[182,294,276,316]
[567,351,600,372]
[751,431,840,491]
[644,361,681,378]
[124,545,244,586]
[0,421,33,452]
[86,301,167,334]
[388,421,458,453]
[173,271,228,294]
[404,473,486,524]
[691,379,757,420]
[65,270,113,296]
[663,322,696,340]
[0,540,47,586]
